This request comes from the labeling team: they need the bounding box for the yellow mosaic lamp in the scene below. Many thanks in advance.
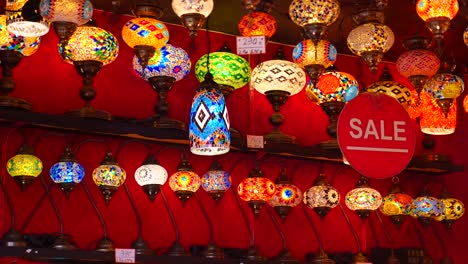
[367,66,412,110]
[7,144,43,191]
[434,187,465,230]
[345,176,382,219]
[92,152,126,205]
[379,177,413,227]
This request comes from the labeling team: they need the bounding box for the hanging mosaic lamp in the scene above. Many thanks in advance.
[189,72,230,156]
[122,17,169,69]
[250,59,306,144]
[7,144,43,191]
[92,152,126,205]
[238,11,277,39]
[345,176,382,219]
[303,173,340,218]
[289,0,340,43]
[50,147,85,196]
[6,0,50,37]
[39,0,93,44]
[171,0,214,37]
[238,166,275,217]
[419,91,457,135]
[347,8,394,73]
[416,0,459,39]
[410,187,444,226]
[201,160,231,201]
[268,168,302,220]
[424,73,464,117]
[434,187,465,230]
[367,65,412,109]
[169,155,201,204]
[379,177,413,227]
[292,39,337,87]
[133,44,191,130]
[134,155,168,201]
[194,51,251,97]
[396,36,440,97]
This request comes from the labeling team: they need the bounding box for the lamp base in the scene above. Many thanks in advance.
[274,248,297,263]
[264,128,296,144]
[132,236,153,255]
[96,237,115,252]
[310,250,334,264]
[246,246,266,262]
[167,242,187,256]
[0,95,31,111]
[13,176,36,192]
[57,182,78,197]
[355,209,372,220]
[208,190,226,202]
[153,116,187,131]
[180,13,206,38]
[53,236,77,250]
[175,190,194,205]
[66,105,112,121]
[142,184,161,202]
[354,252,368,262]
[203,242,224,260]
[390,215,406,228]
[99,185,118,205]
[313,206,331,219]
[1,228,26,247]
[319,138,339,150]
[442,219,454,230]
[304,64,325,87]
[248,200,266,217]
[274,206,292,221]
[425,17,450,39]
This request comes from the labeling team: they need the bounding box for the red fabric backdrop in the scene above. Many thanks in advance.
[0,9,467,263]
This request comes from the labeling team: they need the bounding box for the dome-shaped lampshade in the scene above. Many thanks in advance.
[60,26,119,65]
[289,0,340,27]
[50,148,85,196]
[195,51,251,91]
[367,81,412,109]
[0,15,41,56]
[306,71,359,104]
[380,193,413,226]
[201,162,231,201]
[7,145,43,191]
[435,198,464,229]
[250,59,306,96]
[238,167,275,216]
[92,153,126,205]
[171,0,214,18]
[238,11,277,38]
[268,183,303,220]
[39,0,93,25]
[424,73,464,100]
[292,39,337,69]
[135,158,168,201]
[345,186,382,219]
[169,171,201,202]
[410,195,444,226]
[420,91,457,135]
[122,17,169,49]
[133,44,191,81]
[304,185,340,218]
[396,49,440,79]
[416,0,459,21]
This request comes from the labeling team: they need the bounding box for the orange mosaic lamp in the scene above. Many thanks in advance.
[238,11,277,39]
[416,0,459,39]
[464,95,468,113]
[419,91,457,135]
[238,166,275,217]
[169,156,201,204]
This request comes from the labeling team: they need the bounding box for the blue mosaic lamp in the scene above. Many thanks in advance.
[50,147,85,196]
[201,160,231,201]
[189,72,230,156]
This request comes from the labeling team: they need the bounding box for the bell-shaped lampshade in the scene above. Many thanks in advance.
[7,144,43,191]
[410,193,444,226]
[40,0,93,25]
[171,0,214,37]
[367,68,412,109]
[267,169,302,220]
[289,0,340,27]
[345,176,382,219]
[189,73,230,156]
[60,26,119,65]
[135,156,168,201]
[238,11,277,38]
[195,51,251,94]
[303,173,340,218]
[420,91,457,135]
[238,166,275,217]
[169,156,200,204]
[133,44,191,81]
[416,0,459,21]
[122,17,169,50]
[49,147,85,196]
[92,152,126,205]
[306,71,359,104]
[0,15,41,56]
[201,160,231,201]
[6,0,50,37]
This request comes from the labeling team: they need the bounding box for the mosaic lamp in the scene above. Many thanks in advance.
[396,36,440,98]
[195,51,251,97]
[416,0,459,39]
[201,160,231,201]
[60,25,119,120]
[288,0,340,43]
[0,14,41,111]
[238,11,277,39]
[434,187,465,230]
[347,9,394,73]
[92,152,126,205]
[345,176,382,219]
[292,39,337,87]
[419,90,457,135]
[134,155,168,201]
[268,168,302,220]
[39,0,93,44]
[171,0,214,37]
[464,95,468,113]
[169,155,201,204]
[303,173,340,218]
[50,147,85,196]
[238,165,275,217]
[379,177,413,227]
[7,144,43,191]
[424,72,464,118]
[122,17,169,69]
[133,44,191,130]
[464,27,468,46]
[250,59,306,144]
[6,0,50,37]
[410,187,444,226]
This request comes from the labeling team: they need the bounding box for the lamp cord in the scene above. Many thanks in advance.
[338,203,362,253]
[266,206,287,250]
[0,178,16,231]
[160,189,180,243]
[375,210,393,249]
[194,193,215,244]
[39,174,64,237]
[81,181,108,239]
[302,205,323,252]
[205,15,210,73]
[123,182,144,239]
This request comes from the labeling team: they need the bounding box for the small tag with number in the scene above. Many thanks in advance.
[236,36,266,55]
[115,248,135,263]
[247,135,264,149]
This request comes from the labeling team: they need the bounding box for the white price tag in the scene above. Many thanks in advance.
[247,135,264,149]
[236,36,266,55]
[115,248,135,263]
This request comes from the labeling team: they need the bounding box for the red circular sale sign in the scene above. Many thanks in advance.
[337,92,416,179]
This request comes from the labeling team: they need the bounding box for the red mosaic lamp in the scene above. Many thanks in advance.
[238,11,277,39]
[238,165,275,217]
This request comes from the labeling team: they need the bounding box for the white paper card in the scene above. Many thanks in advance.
[236,36,266,55]
[247,135,264,149]
[115,248,135,263]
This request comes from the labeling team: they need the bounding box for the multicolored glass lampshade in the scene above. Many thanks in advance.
[304,185,340,217]
[0,15,41,56]
[250,60,306,96]
[435,198,465,223]
[464,95,468,113]
[135,159,168,201]
[7,147,43,191]
[169,168,201,204]
[292,39,337,69]
[410,195,444,225]
[39,0,93,25]
[306,71,359,104]
[189,74,230,156]
[60,26,119,65]
[6,0,29,11]
[122,18,169,49]
[238,11,277,38]
[424,73,464,100]
[6,3,50,37]
[288,0,340,27]
[345,180,382,219]
[396,49,440,79]
[92,153,126,205]
[464,27,468,46]
[238,167,275,216]
[133,44,191,81]
[201,162,231,201]
[171,0,214,18]
[416,0,459,21]
[195,51,251,90]
[268,183,302,220]
[380,193,413,222]
[419,91,457,135]
[367,81,412,109]
[50,148,85,195]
